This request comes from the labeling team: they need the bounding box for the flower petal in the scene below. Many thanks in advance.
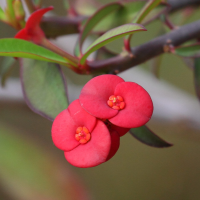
[68,99,96,133]
[26,7,53,43]
[14,28,30,40]
[52,99,96,151]
[79,75,124,119]
[52,109,80,151]
[109,82,153,128]
[64,120,111,168]
[106,130,120,161]
[26,7,53,31]
[110,124,130,137]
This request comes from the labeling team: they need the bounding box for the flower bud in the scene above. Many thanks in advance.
[13,0,25,21]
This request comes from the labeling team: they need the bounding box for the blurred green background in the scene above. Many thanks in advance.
[1,0,200,200]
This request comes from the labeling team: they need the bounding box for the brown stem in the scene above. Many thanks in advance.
[40,0,200,38]
[40,16,85,38]
[168,0,200,12]
[88,20,200,74]
[163,15,176,30]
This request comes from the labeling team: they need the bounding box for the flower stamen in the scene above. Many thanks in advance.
[75,126,91,144]
[107,95,125,110]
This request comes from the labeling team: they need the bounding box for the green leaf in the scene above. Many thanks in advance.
[74,36,82,57]
[175,44,200,57]
[7,0,15,21]
[0,38,70,66]
[74,2,122,57]
[20,58,69,121]
[194,57,200,101]
[95,47,117,61]
[120,1,146,23]
[88,1,144,34]
[0,56,16,86]
[81,3,122,48]
[130,125,172,148]
[133,0,163,24]
[172,7,196,26]
[0,6,6,20]
[75,0,97,16]
[33,0,42,7]
[149,55,163,78]
[142,3,169,25]
[125,0,168,50]
[80,23,146,64]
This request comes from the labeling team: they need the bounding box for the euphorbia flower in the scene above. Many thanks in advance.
[14,7,53,44]
[79,75,153,128]
[102,119,130,137]
[52,99,120,168]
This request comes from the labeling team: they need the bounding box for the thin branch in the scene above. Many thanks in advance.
[88,20,200,73]
[40,16,85,38]
[168,0,200,12]
[40,0,200,38]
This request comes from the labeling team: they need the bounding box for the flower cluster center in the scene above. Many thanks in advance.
[107,95,125,110]
[75,126,91,144]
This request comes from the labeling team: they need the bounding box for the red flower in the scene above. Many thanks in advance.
[79,75,153,128]
[14,7,53,44]
[102,119,130,137]
[52,99,120,168]
[52,75,153,167]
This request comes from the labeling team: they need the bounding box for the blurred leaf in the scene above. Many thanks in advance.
[95,47,117,61]
[73,0,99,16]
[74,37,82,57]
[182,57,194,69]
[92,1,145,34]
[97,1,154,31]
[133,0,162,24]
[159,14,175,32]
[80,23,146,64]
[149,55,163,78]
[81,2,122,51]
[0,38,70,66]
[194,57,200,101]
[32,0,42,8]
[63,0,70,10]
[20,58,69,121]
[130,125,172,148]
[0,123,89,200]
[125,0,168,51]
[92,10,122,33]
[172,7,196,26]
[175,44,200,57]
[0,6,6,21]
[112,1,167,27]
[0,56,16,86]
[6,0,15,21]
[120,1,145,22]
[143,3,169,25]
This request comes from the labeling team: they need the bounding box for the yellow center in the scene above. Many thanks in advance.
[107,95,125,110]
[75,126,91,144]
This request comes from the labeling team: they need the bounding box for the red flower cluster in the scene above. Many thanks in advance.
[52,75,153,168]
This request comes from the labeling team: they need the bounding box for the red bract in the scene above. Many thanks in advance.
[52,99,120,168]
[14,7,53,44]
[79,75,153,128]
[102,119,130,137]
